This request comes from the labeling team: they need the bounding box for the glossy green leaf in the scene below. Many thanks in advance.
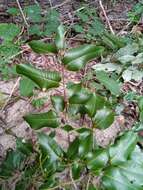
[68,83,91,104]
[0,150,25,179]
[87,149,108,173]
[38,132,63,161]
[78,129,93,157]
[96,71,121,96]
[19,77,36,97]
[72,161,83,179]
[62,45,104,71]
[85,93,106,117]
[51,95,65,112]
[67,137,79,160]
[62,124,74,132]
[102,161,143,190]
[55,25,65,50]
[109,131,138,165]
[28,40,57,54]
[101,32,125,50]
[67,83,91,115]
[93,108,114,129]
[24,110,59,129]
[16,64,61,90]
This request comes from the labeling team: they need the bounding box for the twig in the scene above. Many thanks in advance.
[86,175,91,190]
[16,0,29,28]
[52,0,70,9]
[99,0,115,34]
[1,77,21,111]
[70,168,78,190]
[48,176,84,190]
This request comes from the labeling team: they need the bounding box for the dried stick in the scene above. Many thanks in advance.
[1,77,21,111]
[99,0,115,34]
[16,0,29,28]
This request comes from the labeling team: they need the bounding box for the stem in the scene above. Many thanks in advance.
[86,175,91,190]
[48,176,85,190]
[70,167,78,190]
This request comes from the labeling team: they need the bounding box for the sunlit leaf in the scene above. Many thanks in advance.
[93,107,114,129]
[19,77,36,97]
[24,110,59,129]
[62,45,104,71]
[51,95,65,112]
[28,40,57,54]
[109,131,138,165]
[96,71,121,96]
[55,25,65,50]
[16,64,61,90]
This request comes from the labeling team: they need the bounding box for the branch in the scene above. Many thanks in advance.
[16,0,29,28]
[99,0,115,34]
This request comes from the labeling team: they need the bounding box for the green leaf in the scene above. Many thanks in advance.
[7,7,19,15]
[109,131,138,165]
[19,77,36,97]
[15,180,28,190]
[72,161,83,179]
[16,64,61,90]
[85,93,106,117]
[24,110,59,129]
[114,43,139,59]
[138,97,143,111]
[78,129,93,157]
[88,184,97,190]
[0,150,25,179]
[67,83,91,115]
[102,32,125,50]
[16,138,33,156]
[44,9,60,36]
[96,71,121,96]
[28,25,42,36]
[28,40,57,54]
[93,107,114,129]
[87,149,109,173]
[0,23,20,43]
[51,95,65,112]
[67,137,79,160]
[31,97,47,108]
[102,162,143,190]
[38,132,63,161]
[55,25,65,50]
[39,177,57,189]
[62,125,74,132]
[62,45,104,71]
[92,62,122,73]
[24,5,42,23]
[67,83,91,103]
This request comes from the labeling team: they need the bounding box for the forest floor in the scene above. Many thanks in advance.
[0,0,142,160]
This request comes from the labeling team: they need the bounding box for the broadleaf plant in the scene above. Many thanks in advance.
[1,24,143,190]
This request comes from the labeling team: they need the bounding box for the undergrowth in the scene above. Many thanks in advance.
[0,1,143,190]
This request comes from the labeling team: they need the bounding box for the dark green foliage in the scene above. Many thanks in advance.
[1,9,143,189]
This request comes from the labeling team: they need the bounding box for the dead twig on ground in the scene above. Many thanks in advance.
[16,0,29,28]
[99,0,115,34]
[1,77,21,112]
